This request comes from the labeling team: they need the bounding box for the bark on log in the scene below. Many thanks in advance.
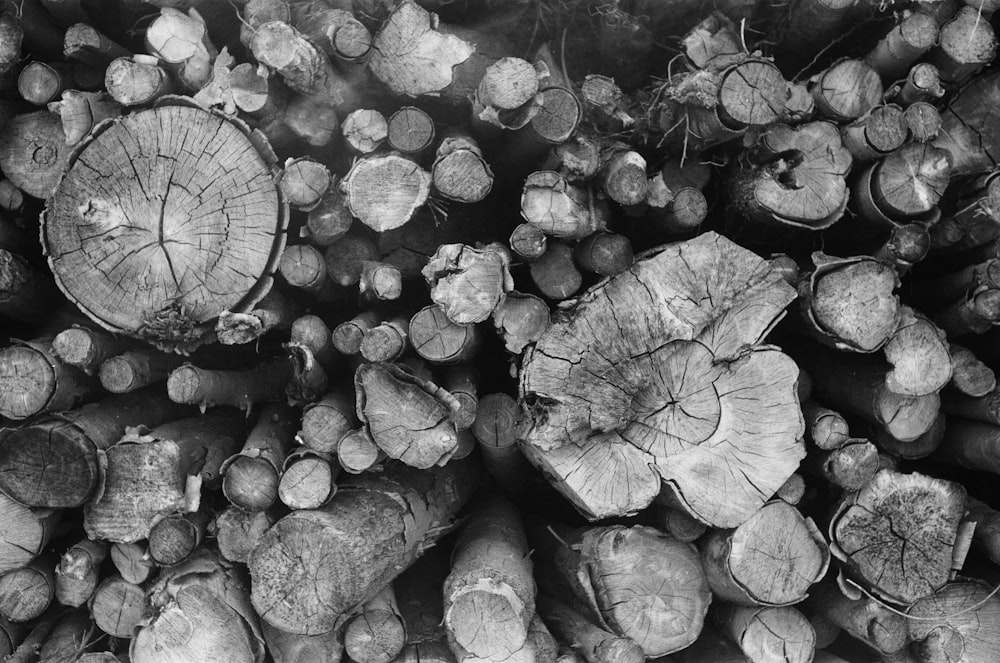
[432,135,493,203]
[519,232,803,525]
[343,584,406,663]
[387,106,436,154]
[51,327,133,375]
[248,457,478,635]
[906,580,1000,663]
[0,492,58,576]
[493,292,549,355]
[147,509,208,566]
[325,234,380,287]
[866,12,940,79]
[0,556,55,622]
[852,143,952,226]
[221,403,297,511]
[262,620,345,663]
[0,387,192,507]
[54,538,106,608]
[840,105,908,162]
[699,500,830,606]
[803,580,909,655]
[104,55,175,106]
[98,348,184,394]
[829,469,966,604]
[166,359,292,412]
[805,437,880,491]
[343,109,387,154]
[529,242,582,301]
[42,102,287,353]
[520,171,609,240]
[802,401,851,450]
[928,6,998,83]
[90,575,145,638]
[0,110,71,199]
[63,23,129,67]
[712,604,816,663]
[0,338,100,421]
[444,495,534,662]
[355,362,461,469]
[278,447,338,509]
[359,316,410,363]
[110,542,155,586]
[409,304,480,364]
[936,416,1000,475]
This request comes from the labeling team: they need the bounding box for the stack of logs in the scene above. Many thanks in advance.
[3,0,1000,662]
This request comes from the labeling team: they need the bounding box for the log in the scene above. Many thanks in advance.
[222,403,297,511]
[99,348,185,394]
[700,500,829,606]
[895,62,945,105]
[432,134,494,203]
[216,289,298,346]
[0,556,55,622]
[473,56,541,130]
[148,509,209,566]
[802,401,851,450]
[852,143,952,225]
[865,11,940,79]
[509,223,548,262]
[387,106,436,154]
[35,609,89,663]
[409,304,481,364]
[443,365,478,431]
[423,243,513,325]
[928,6,998,83]
[278,447,338,509]
[279,244,341,301]
[1,250,62,326]
[781,0,854,59]
[444,495,535,662]
[213,505,275,565]
[597,145,647,207]
[0,110,71,200]
[342,154,431,232]
[248,457,478,634]
[930,172,1000,252]
[42,102,287,353]
[5,609,59,663]
[325,234,380,287]
[51,327,133,375]
[544,135,601,183]
[262,620,345,663]
[131,550,265,663]
[874,222,931,272]
[298,391,356,453]
[304,188,353,247]
[520,171,609,240]
[343,109,387,154]
[290,315,338,370]
[167,359,292,412]
[520,233,803,524]
[145,7,217,91]
[966,497,1000,565]
[840,105,908,162]
[90,576,145,638]
[280,158,330,211]
[812,59,884,122]
[803,580,909,655]
[805,437,880,491]
[948,344,996,397]
[333,311,380,356]
[359,261,403,302]
[0,492,58,576]
[904,101,942,142]
[645,184,709,237]
[104,55,175,106]
[882,307,952,396]
[63,23,129,66]
[573,232,633,276]
[646,492,710,541]
[0,338,100,421]
[713,605,816,663]
[492,292,549,355]
[529,242,582,301]
[359,315,410,363]
[532,522,710,657]
[907,580,1000,663]
[54,538,106,608]
[0,12,22,76]
[83,409,246,542]
[936,416,1000,475]
[471,392,532,495]
[337,427,385,474]
[774,472,807,506]
[534,595,644,663]
[355,362,461,469]
[829,469,966,604]
[110,542,155,585]
[17,61,70,105]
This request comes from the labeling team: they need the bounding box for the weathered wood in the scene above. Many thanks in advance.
[52,327,133,375]
[0,110,71,200]
[521,171,608,240]
[803,580,909,655]
[17,61,69,105]
[278,447,338,509]
[298,390,356,453]
[866,11,940,79]
[853,143,952,226]
[145,7,218,91]
[841,105,908,162]
[535,594,644,663]
[167,359,292,412]
[387,106,436,154]
[262,620,345,663]
[700,500,829,606]
[529,242,582,301]
[0,556,55,622]
[43,103,287,352]
[802,401,851,450]
[359,315,409,363]
[342,154,431,232]
[213,505,275,565]
[812,59,884,122]
[110,542,155,585]
[806,437,880,491]
[249,457,478,634]
[713,605,815,663]
[98,348,183,394]
[928,6,998,83]
[54,538,106,608]
[63,23,129,66]
[337,427,385,474]
[0,338,100,421]
[409,304,481,364]
[907,580,1000,663]
[222,403,297,511]
[343,108,388,153]
[829,469,966,604]
[105,55,175,106]
[573,232,633,276]
[90,575,145,638]
[0,492,58,576]
[432,134,493,203]
[333,311,380,356]
[423,243,513,325]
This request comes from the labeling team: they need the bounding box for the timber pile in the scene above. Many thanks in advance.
[4,0,1000,662]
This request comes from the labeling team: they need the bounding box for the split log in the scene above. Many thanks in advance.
[519,232,803,524]
[520,171,609,240]
[534,595,644,663]
[333,311,380,356]
[928,6,998,83]
[700,500,829,606]
[529,242,582,301]
[0,110,71,199]
[0,556,55,622]
[221,403,297,511]
[532,523,710,657]
[83,409,246,542]
[355,362,461,469]
[409,304,480,364]
[360,316,410,363]
[444,495,534,662]
[0,492,59,576]
[42,102,287,353]
[99,348,184,394]
[906,580,1000,663]
[104,55,175,106]
[213,506,275,565]
[866,11,940,79]
[729,122,852,230]
[248,456,478,635]
[167,359,292,413]
[278,448,338,509]
[803,580,909,655]
[387,106,436,154]
[90,575,145,638]
[800,254,902,353]
[145,7,217,91]
[262,620,345,663]
[0,338,99,421]
[325,234,380,287]
[341,154,431,232]
[805,437,880,491]
[342,109,388,154]
[131,551,265,663]
[423,243,513,325]
[493,292,549,355]
[54,538,106,608]
[1,250,62,326]
[829,469,966,604]
[712,605,816,663]
[337,428,385,474]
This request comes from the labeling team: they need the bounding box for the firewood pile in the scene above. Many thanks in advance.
[4,0,1000,661]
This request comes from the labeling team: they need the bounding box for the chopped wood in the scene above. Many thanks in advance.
[873,409,946,459]
[63,23,129,67]
[423,243,513,325]
[214,505,275,565]
[713,605,816,663]
[278,448,338,509]
[48,90,122,147]
[359,315,410,363]
[249,457,478,634]
[936,416,1000,475]
[222,403,297,512]
[811,59,884,122]
[646,493,709,541]
[573,232,633,276]
[853,143,952,226]
[866,11,940,79]
[802,401,851,450]
[905,101,943,142]
[444,365,478,431]
[337,427,385,474]
[896,62,946,105]
[343,109,388,154]
[333,311,380,356]
[520,171,609,240]
[0,338,100,421]
[54,538,106,608]
[104,55,175,106]
[543,135,601,183]
[145,8,217,92]
[216,289,298,346]
[0,492,58,575]
[803,579,909,655]
[355,362,461,469]
[883,307,952,396]
[874,222,931,272]
[110,542,155,585]
[775,472,807,506]
[928,6,998,83]
[535,594,644,663]
[342,154,431,232]
[700,500,829,606]
[529,242,583,300]
[280,157,331,211]
[432,134,494,203]
[0,556,55,622]
[930,172,1000,252]
[597,145,647,207]
[344,585,406,663]
[305,187,353,247]
[359,261,403,302]
[17,62,70,106]
[387,106,436,154]
[840,105,908,162]
[906,580,1000,663]
[279,244,340,301]
[167,359,292,412]
[830,469,966,604]
[33,610,87,663]
[948,344,997,397]
[298,390,356,453]
[966,496,1000,565]
[645,183,709,236]
[98,348,183,394]
[806,437,880,491]
[52,327,132,375]
[0,110,71,199]
[90,575,145,638]
[493,292,549,355]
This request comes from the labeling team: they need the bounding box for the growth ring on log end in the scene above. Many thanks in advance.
[42,99,287,352]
